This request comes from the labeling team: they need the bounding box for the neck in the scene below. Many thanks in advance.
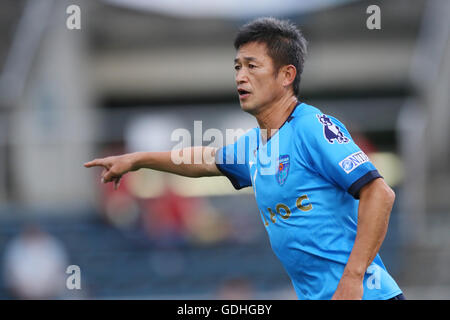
[255,94,298,140]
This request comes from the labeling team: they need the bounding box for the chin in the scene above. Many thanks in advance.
[240,101,258,114]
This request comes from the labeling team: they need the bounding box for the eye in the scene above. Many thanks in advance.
[234,65,241,71]
[249,64,256,69]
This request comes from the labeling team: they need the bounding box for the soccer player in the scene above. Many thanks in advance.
[84,17,404,300]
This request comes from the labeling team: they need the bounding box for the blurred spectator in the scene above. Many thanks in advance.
[142,185,230,247]
[3,224,68,299]
[96,145,231,246]
[142,186,194,246]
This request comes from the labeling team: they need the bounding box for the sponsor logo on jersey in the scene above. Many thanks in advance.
[276,155,290,186]
[339,151,370,173]
[317,114,349,144]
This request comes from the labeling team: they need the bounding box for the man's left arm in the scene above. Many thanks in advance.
[332,177,396,300]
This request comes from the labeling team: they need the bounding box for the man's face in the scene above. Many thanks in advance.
[234,42,284,114]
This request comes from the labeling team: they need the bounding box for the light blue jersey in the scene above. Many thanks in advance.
[215,102,402,300]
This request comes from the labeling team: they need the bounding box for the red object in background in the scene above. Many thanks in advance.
[352,133,378,155]
[141,187,200,241]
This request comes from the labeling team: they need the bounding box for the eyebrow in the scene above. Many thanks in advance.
[234,56,259,64]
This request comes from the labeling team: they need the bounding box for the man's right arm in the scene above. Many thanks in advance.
[84,146,222,188]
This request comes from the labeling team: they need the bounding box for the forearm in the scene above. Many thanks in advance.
[344,179,395,279]
[130,146,221,178]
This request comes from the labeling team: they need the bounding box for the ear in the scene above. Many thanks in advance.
[280,65,297,88]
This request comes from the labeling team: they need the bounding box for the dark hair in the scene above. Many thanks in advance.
[234,17,307,97]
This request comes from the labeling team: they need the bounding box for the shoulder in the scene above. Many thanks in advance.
[289,103,325,135]
[232,127,259,148]
[220,127,258,158]
[243,127,259,138]
[290,103,351,144]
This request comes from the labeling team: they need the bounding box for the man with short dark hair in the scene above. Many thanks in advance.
[85,17,404,300]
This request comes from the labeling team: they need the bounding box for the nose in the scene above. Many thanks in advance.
[235,69,248,85]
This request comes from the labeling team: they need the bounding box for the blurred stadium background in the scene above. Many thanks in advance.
[0,0,449,299]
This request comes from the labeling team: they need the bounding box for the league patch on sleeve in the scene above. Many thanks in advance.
[339,151,370,174]
[317,114,349,144]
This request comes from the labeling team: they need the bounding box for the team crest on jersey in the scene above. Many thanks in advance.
[317,114,349,144]
[276,155,290,186]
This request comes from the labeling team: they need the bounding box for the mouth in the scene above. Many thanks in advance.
[238,89,251,100]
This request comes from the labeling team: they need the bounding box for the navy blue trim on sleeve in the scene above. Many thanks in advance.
[347,170,383,199]
[215,163,251,190]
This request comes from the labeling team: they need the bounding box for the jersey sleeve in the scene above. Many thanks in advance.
[215,130,254,190]
[295,113,382,199]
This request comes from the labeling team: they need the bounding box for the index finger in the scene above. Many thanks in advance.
[84,159,105,168]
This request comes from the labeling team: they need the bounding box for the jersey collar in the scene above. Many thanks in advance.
[256,101,303,148]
